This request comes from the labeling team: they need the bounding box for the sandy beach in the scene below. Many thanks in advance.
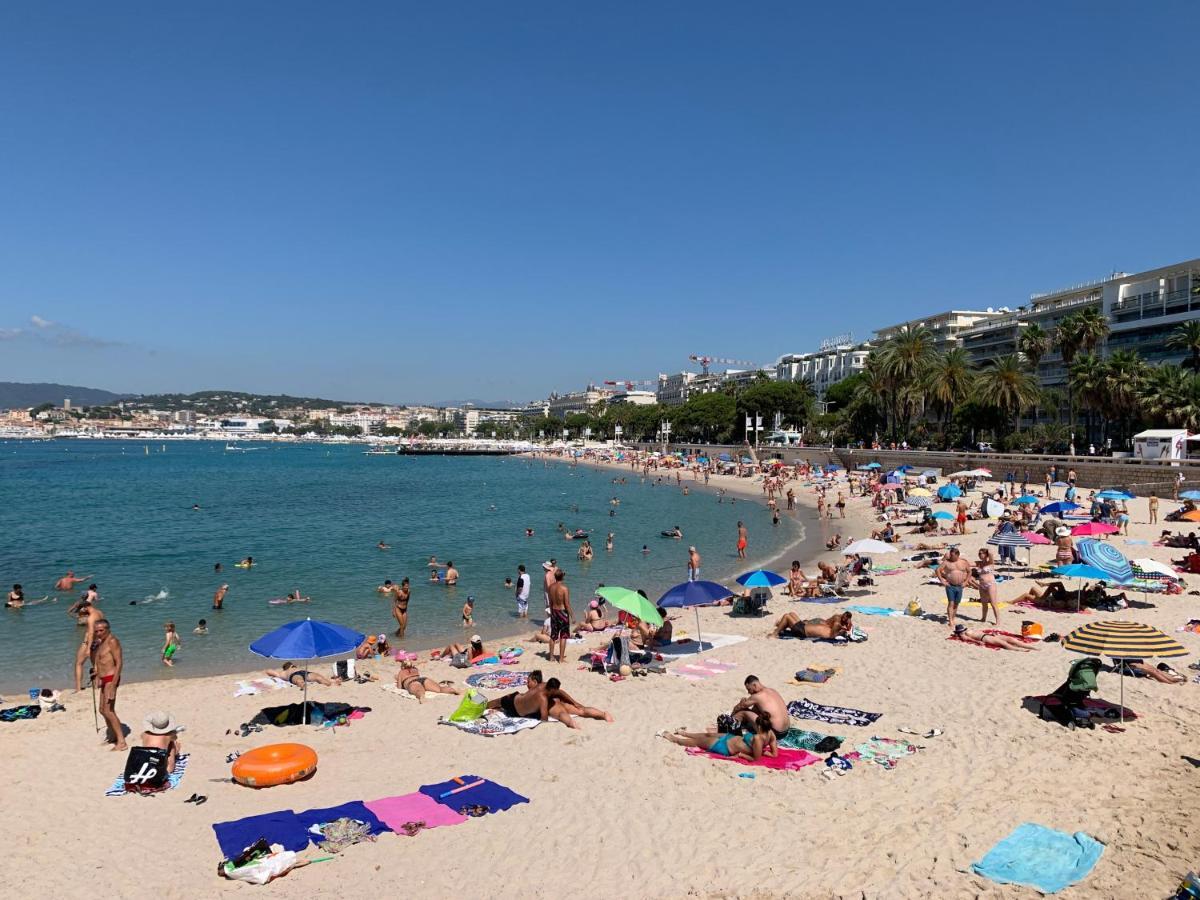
[4,459,1199,899]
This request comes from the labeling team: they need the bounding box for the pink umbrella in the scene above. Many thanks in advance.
[1071,522,1119,537]
[1021,531,1052,545]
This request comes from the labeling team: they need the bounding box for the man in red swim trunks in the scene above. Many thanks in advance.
[90,619,126,750]
[547,569,572,663]
[736,521,748,559]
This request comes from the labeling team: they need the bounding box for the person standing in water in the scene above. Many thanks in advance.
[55,570,91,592]
[212,583,229,610]
[90,619,126,750]
[514,565,530,618]
[687,546,702,582]
[161,622,181,667]
[736,521,748,560]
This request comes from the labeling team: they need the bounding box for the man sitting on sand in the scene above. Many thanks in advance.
[140,710,184,774]
[266,662,341,688]
[771,611,853,640]
[543,677,613,728]
[731,675,790,738]
[396,660,461,703]
[951,625,1039,651]
[487,669,549,720]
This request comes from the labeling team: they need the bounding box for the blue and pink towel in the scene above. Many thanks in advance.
[212,775,528,858]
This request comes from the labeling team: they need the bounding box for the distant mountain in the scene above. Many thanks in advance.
[0,382,133,410]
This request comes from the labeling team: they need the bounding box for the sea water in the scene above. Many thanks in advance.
[0,440,802,689]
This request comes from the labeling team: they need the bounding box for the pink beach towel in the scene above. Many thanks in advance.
[685,746,821,771]
[671,659,739,681]
[365,792,468,831]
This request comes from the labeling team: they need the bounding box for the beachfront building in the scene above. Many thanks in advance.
[775,338,872,397]
[873,309,1008,353]
[545,385,618,419]
[328,410,385,434]
[608,389,656,406]
[655,371,697,407]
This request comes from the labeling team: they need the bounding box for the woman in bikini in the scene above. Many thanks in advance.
[971,549,1001,626]
[952,625,1039,651]
[1054,527,1075,566]
[266,662,340,687]
[659,711,777,762]
[396,661,460,703]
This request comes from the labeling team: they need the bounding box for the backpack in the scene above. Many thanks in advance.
[123,746,170,794]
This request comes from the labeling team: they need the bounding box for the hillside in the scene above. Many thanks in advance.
[0,382,132,410]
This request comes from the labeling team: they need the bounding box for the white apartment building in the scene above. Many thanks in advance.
[655,371,696,407]
[874,309,1007,351]
[776,339,872,396]
[544,386,618,419]
[329,411,385,434]
[608,390,656,406]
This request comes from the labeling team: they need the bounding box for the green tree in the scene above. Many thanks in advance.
[674,393,735,443]
[973,355,1040,433]
[1018,322,1050,424]
[876,327,936,440]
[1138,365,1200,431]
[1101,350,1148,449]
[1167,319,1200,371]
[1054,313,1083,430]
[257,420,279,434]
[921,348,975,435]
[735,380,815,435]
[1068,352,1107,447]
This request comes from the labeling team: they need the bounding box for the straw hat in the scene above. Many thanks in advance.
[1055,526,1070,537]
[143,710,179,735]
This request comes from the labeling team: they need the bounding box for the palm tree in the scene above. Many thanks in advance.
[1054,313,1083,430]
[921,348,976,436]
[1101,350,1149,449]
[1074,306,1110,354]
[877,326,937,441]
[854,356,891,441]
[1068,352,1107,448]
[973,354,1040,435]
[1167,320,1200,371]
[1018,323,1049,424]
[1139,365,1200,431]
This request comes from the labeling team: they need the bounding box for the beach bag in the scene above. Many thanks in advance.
[716,713,739,734]
[450,652,470,669]
[904,600,923,617]
[1021,621,1043,638]
[332,658,356,680]
[848,626,868,643]
[606,635,631,672]
[448,690,487,723]
[122,746,170,794]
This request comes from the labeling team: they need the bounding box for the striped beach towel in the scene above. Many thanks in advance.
[105,753,190,797]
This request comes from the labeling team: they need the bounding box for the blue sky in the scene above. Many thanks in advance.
[1,2,1197,404]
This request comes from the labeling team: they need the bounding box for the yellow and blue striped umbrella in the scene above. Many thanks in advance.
[1061,620,1185,659]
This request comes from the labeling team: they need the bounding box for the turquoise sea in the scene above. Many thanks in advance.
[0,440,802,690]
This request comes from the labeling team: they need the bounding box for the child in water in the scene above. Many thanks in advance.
[462,596,475,627]
[162,622,181,666]
[193,619,208,635]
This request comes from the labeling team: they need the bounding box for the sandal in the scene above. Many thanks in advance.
[193,795,208,805]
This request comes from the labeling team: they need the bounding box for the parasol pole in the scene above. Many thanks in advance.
[303,657,310,725]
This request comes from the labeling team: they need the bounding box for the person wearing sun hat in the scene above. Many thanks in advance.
[1054,526,1075,567]
[140,711,183,774]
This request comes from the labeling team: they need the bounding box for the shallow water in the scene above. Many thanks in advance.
[0,440,801,690]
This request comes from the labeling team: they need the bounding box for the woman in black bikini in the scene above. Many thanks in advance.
[396,661,460,703]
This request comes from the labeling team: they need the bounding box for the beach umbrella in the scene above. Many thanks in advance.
[1077,539,1134,584]
[596,586,663,628]
[1179,490,1200,501]
[1051,481,1070,488]
[250,618,364,723]
[1050,563,1115,613]
[658,580,732,651]
[908,487,932,497]
[1181,510,1200,523]
[1061,620,1186,722]
[843,539,897,556]
[907,495,933,509]
[736,569,787,588]
[1013,495,1040,505]
[718,453,732,462]
[1130,558,1180,581]
[1096,490,1134,501]
[1071,522,1119,537]
[1021,530,1052,545]
[987,531,1032,549]
[937,484,962,500]
[862,462,882,469]
[1041,501,1080,516]
[894,465,915,472]
[931,511,955,520]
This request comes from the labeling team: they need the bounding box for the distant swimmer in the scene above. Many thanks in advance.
[213,584,229,610]
[606,533,614,552]
[642,545,650,554]
[377,540,391,550]
[427,556,441,569]
[525,528,535,537]
[55,570,91,592]
[191,504,201,511]
[214,562,223,573]
[377,579,395,594]
[430,569,442,584]
[236,556,254,568]
[275,590,311,604]
[662,526,683,540]
[6,584,23,608]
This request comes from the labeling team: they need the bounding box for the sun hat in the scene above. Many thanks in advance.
[1055,526,1070,537]
[143,710,180,735]
[367,635,377,643]
[688,545,696,552]
[470,634,482,643]
[542,561,553,571]
[589,600,599,609]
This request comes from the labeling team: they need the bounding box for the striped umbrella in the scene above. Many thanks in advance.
[987,531,1032,549]
[1131,558,1181,582]
[908,487,933,497]
[1062,620,1186,721]
[1077,539,1134,585]
[907,495,933,508]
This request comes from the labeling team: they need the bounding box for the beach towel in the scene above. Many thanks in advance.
[849,737,920,769]
[213,810,309,858]
[1025,695,1138,721]
[296,801,389,840]
[1012,599,1092,615]
[233,677,289,697]
[418,775,529,815]
[656,634,747,659]
[105,754,190,797]
[465,671,529,690]
[787,697,882,728]
[799,594,846,604]
[365,792,468,832]
[971,823,1104,894]
[684,746,821,771]
[670,659,738,681]
[778,729,843,753]
[845,605,903,617]
[0,704,40,722]
[438,710,541,737]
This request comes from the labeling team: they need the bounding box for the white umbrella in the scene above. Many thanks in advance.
[949,469,992,478]
[1130,558,1179,579]
[843,539,898,555]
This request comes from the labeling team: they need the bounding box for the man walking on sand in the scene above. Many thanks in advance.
[547,569,572,663]
[935,548,971,631]
[687,546,702,582]
[90,618,126,750]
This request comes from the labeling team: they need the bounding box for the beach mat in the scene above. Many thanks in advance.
[971,823,1104,893]
[233,677,290,697]
[845,604,903,617]
[657,634,746,660]
[788,697,882,728]
[438,710,541,737]
[684,746,821,771]
[105,754,190,797]
[418,775,529,814]
[212,810,309,858]
[465,670,529,690]
[296,801,389,839]
[778,729,843,752]
[365,792,468,832]
[670,659,738,681]
[847,736,921,769]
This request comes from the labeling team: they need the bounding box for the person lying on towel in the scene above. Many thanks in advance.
[770,611,852,640]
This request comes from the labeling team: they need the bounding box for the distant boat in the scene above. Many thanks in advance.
[363,446,397,456]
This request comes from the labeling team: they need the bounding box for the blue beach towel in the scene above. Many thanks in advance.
[846,605,903,617]
[212,810,309,858]
[419,774,529,815]
[971,823,1104,894]
[296,801,390,839]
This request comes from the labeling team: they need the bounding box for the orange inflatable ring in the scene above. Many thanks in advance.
[232,742,318,788]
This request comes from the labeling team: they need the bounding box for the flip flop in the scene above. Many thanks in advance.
[184,793,199,804]
[923,728,944,739]
[896,727,921,736]
[1101,724,1125,734]
[193,795,208,805]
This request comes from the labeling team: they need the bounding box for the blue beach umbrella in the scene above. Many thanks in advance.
[894,465,915,472]
[1180,490,1200,501]
[718,453,732,462]
[1051,563,1119,613]
[863,462,882,469]
[1013,495,1040,505]
[1041,501,1080,516]
[1076,539,1134,585]
[736,569,787,588]
[1051,481,1070,488]
[826,464,842,471]
[659,580,735,651]
[1096,489,1134,501]
[937,484,962,501]
[251,618,364,722]
[931,511,955,520]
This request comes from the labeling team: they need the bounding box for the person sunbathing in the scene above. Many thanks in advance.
[543,677,613,728]
[633,608,673,648]
[432,636,487,663]
[396,661,461,702]
[771,611,852,640]
[1010,581,1070,607]
[658,711,778,762]
[486,669,549,720]
[1117,659,1185,684]
[870,523,896,542]
[574,599,611,632]
[951,625,1038,651]
[266,662,340,687]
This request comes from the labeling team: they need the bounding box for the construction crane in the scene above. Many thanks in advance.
[688,354,757,376]
[602,379,657,390]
